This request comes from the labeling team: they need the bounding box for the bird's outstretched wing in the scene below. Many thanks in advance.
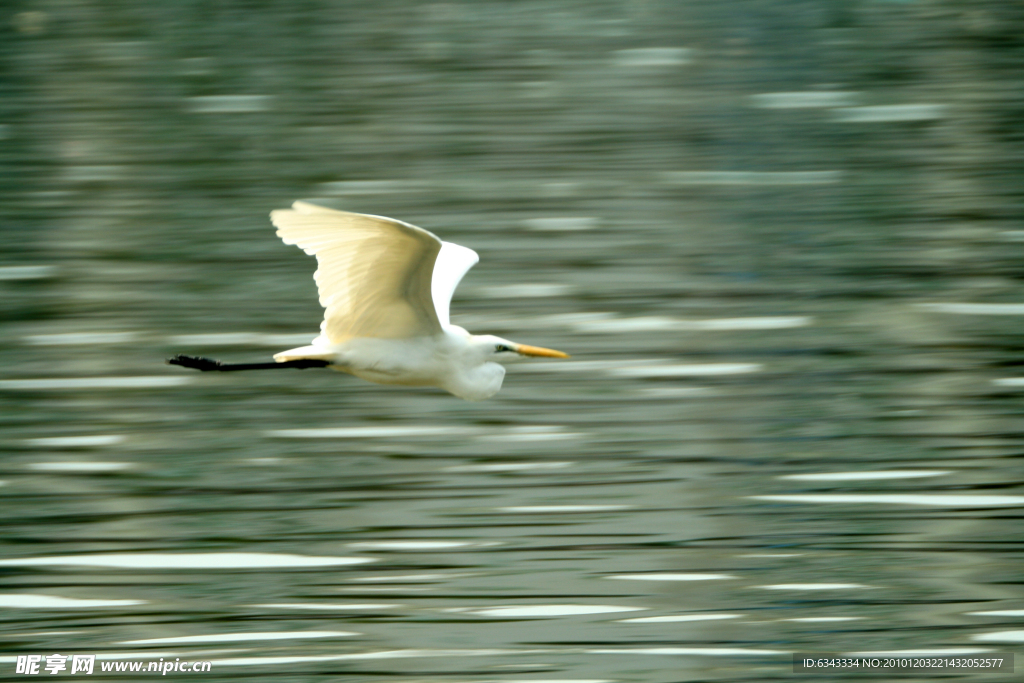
[270,201,477,342]
[431,241,479,328]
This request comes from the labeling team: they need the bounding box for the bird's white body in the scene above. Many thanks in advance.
[268,202,566,400]
[277,328,506,401]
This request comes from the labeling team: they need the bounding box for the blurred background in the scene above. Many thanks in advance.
[1,1,1023,680]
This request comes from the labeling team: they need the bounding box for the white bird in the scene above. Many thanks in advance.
[170,201,568,400]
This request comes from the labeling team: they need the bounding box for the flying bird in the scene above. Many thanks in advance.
[169,201,568,399]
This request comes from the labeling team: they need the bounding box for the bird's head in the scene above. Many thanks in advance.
[469,334,569,362]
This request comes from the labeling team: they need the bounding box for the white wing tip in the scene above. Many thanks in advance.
[291,200,335,214]
[270,201,328,223]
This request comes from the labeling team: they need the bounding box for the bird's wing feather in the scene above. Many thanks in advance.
[270,201,443,342]
[431,241,480,328]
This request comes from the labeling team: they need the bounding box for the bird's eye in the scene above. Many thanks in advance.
[495,344,512,353]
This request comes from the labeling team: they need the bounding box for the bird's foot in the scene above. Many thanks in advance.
[168,355,223,371]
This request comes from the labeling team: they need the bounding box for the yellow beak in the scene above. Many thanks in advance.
[515,344,570,359]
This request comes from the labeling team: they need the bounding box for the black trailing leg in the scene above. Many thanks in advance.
[168,354,330,372]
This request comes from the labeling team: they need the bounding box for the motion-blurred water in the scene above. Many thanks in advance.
[2,1,1023,681]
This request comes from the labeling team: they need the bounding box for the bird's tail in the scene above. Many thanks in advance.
[273,345,335,363]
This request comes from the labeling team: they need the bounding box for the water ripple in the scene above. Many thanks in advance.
[753,494,1024,507]
[0,553,375,569]
[0,594,145,608]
